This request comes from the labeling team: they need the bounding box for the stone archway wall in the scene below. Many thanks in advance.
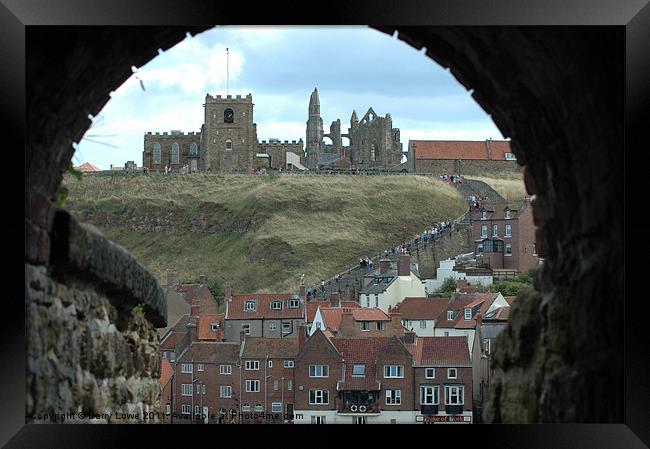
[25,26,623,422]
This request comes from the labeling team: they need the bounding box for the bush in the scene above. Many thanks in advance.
[440,277,457,298]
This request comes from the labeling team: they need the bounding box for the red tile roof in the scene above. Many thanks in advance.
[175,284,201,305]
[411,140,512,161]
[226,294,304,320]
[351,308,391,322]
[435,293,499,329]
[160,331,187,350]
[319,307,390,332]
[332,337,411,391]
[198,313,224,341]
[75,162,102,172]
[504,296,516,306]
[393,297,450,320]
[410,336,471,366]
[160,358,173,388]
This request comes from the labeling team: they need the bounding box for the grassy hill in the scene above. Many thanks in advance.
[466,174,526,206]
[62,173,467,293]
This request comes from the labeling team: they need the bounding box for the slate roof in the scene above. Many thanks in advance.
[226,293,304,320]
[160,331,187,350]
[412,139,512,161]
[177,341,240,363]
[394,297,450,321]
[409,336,471,367]
[241,337,300,359]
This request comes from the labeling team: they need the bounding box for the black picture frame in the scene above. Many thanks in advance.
[10,0,650,446]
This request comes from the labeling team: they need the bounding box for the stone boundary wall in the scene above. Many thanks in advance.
[412,225,473,279]
[26,208,166,423]
[415,159,522,176]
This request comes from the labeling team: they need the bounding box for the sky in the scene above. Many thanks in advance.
[74,26,505,170]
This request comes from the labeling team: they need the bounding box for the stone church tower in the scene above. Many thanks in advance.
[202,93,258,173]
[305,88,324,169]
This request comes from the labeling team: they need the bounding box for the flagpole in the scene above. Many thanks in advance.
[226,47,229,96]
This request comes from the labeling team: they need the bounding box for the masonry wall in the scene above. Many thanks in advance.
[413,226,473,279]
[414,159,522,176]
[143,132,201,172]
[257,141,305,170]
[26,209,167,423]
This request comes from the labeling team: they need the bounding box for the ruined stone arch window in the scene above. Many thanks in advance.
[190,142,198,155]
[153,142,161,164]
[225,139,233,151]
[171,142,180,164]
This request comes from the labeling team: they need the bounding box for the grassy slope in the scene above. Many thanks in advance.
[63,173,466,292]
[466,174,526,206]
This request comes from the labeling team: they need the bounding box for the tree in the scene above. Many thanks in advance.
[440,277,457,298]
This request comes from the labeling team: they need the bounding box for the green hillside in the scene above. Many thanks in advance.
[62,173,467,293]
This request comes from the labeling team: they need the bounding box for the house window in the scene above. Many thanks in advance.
[420,320,427,329]
[311,416,326,424]
[384,365,404,378]
[352,364,366,377]
[445,385,464,405]
[287,380,293,390]
[425,368,435,379]
[288,299,300,308]
[444,331,450,336]
[360,322,370,331]
[476,243,483,254]
[375,295,379,307]
[532,244,538,256]
[484,338,491,354]
[309,365,329,378]
[481,211,487,220]
[493,224,498,237]
[194,405,201,415]
[153,142,161,164]
[284,360,294,368]
[481,225,488,238]
[171,142,180,164]
[505,244,512,255]
[483,240,504,253]
[220,364,232,375]
[464,308,472,320]
[181,363,193,373]
[165,404,171,415]
[246,380,260,392]
[225,139,233,151]
[220,385,232,398]
[161,351,166,359]
[420,385,440,405]
[282,322,291,334]
[197,364,204,372]
[271,301,282,310]
[505,209,511,219]
[353,416,368,424]
[448,368,458,379]
[245,300,256,311]
[271,403,283,413]
[505,152,516,160]
[505,224,512,236]
[377,321,385,331]
[268,360,273,368]
[447,310,454,321]
[245,360,260,371]
[273,380,279,390]
[181,384,193,396]
[241,323,251,335]
[170,352,175,362]
[211,323,220,331]
[366,296,370,307]
[242,404,251,412]
[190,142,198,155]
[309,389,329,404]
[181,404,191,414]
[385,389,401,405]
[270,323,277,331]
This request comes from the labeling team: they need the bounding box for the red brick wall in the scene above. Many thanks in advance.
[413,366,472,413]
[377,354,415,412]
[294,333,343,411]
[516,201,540,272]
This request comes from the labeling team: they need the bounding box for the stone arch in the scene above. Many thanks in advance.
[25,26,624,423]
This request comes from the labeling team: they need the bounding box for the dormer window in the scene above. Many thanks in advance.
[211,323,220,331]
[447,310,454,321]
[245,300,256,311]
[464,308,472,320]
[481,211,487,220]
[505,209,511,219]
[288,299,300,308]
[271,301,282,310]
[352,364,366,377]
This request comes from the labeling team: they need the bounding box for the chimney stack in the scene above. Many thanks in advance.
[380,256,390,274]
[475,312,483,326]
[389,311,404,337]
[330,289,340,308]
[167,268,179,289]
[397,254,411,276]
[298,323,308,349]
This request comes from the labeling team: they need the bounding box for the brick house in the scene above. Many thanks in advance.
[310,305,405,338]
[239,337,300,422]
[408,336,473,423]
[391,297,450,337]
[172,341,241,423]
[470,198,540,274]
[224,293,306,343]
[160,358,174,423]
